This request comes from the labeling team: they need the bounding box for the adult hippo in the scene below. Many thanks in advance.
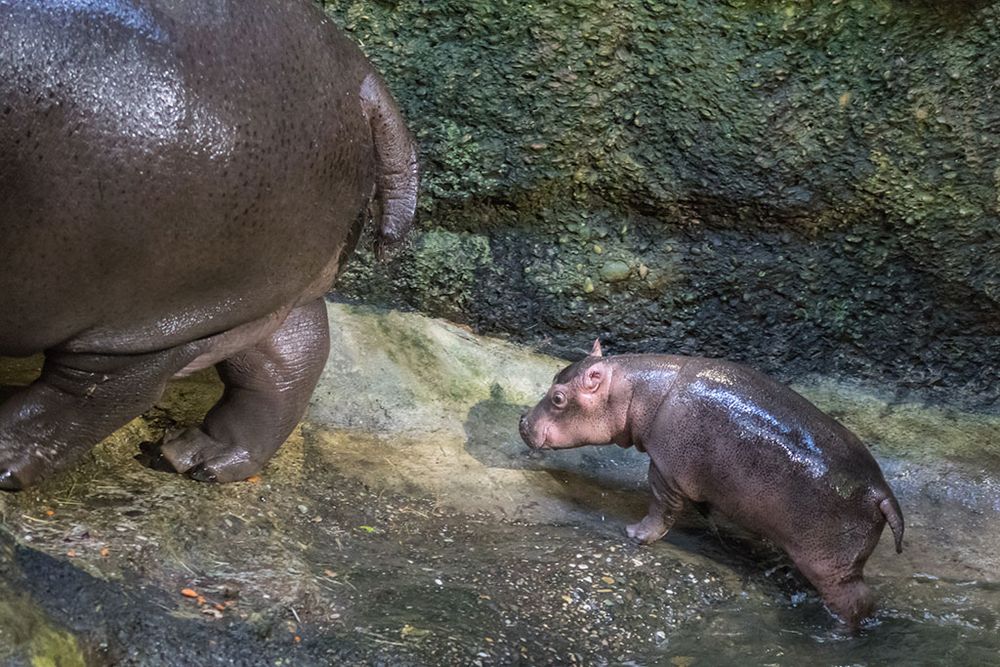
[0,0,418,489]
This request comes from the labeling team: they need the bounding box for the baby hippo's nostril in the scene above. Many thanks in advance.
[518,414,530,442]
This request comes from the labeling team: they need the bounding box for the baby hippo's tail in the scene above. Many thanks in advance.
[879,493,904,554]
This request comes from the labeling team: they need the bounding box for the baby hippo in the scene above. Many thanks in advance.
[519,340,904,629]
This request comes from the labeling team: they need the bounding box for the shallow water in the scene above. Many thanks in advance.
[1,309,998,665]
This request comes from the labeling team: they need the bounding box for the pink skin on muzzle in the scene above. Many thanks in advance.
[518,412,547,449]
[520,410,595,451]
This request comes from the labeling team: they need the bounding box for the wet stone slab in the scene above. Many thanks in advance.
[1,303,998,665]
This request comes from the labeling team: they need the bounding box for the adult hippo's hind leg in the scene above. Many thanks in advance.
[142,299,330,483]
[0,346,197,490]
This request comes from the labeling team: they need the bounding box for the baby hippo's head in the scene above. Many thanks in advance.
[519,340,620,450]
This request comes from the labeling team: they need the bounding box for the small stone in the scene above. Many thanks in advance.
[582,278,595,294]
[600,261,631,283]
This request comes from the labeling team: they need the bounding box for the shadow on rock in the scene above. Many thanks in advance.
[461,384,649,531]
[0,385,18,404]
[463,384,648,484]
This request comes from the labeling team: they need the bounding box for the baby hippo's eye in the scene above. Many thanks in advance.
[551,391,567,408]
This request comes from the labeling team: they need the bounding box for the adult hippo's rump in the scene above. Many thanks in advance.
[0,0,418,489]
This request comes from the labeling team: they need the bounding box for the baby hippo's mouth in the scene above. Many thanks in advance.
[518,414,549,450]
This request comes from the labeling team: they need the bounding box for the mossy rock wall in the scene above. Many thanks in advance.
[322,0,1000,408]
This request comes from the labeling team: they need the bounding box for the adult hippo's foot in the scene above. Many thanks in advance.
[141,428,260,483]
[139,299,331,483]
[0,346,199,491]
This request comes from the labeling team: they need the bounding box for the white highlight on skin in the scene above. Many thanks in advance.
[691,374,828,479]
[29,2,237,155]
[40,0,168,41]
[359,74,379,107]
[154,298,246,339]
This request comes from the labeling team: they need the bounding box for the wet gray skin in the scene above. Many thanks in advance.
[520,340,904,631]
[0,0,418,490]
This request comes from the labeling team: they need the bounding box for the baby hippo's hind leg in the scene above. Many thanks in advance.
[141,299,330,483]
[802,562,874,631]
[789,527,883,631]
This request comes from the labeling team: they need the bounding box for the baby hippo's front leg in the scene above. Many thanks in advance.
[627,462,683,544]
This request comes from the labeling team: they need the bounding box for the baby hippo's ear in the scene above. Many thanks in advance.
[580,361,609,393]
[590,338,603,358]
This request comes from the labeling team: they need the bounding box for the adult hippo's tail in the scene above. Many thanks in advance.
[360,73,419,258]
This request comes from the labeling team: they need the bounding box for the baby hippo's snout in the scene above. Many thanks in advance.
[519,411,547,450]
[519,413,535,448]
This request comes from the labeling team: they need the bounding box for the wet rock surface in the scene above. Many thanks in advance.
[325,0,1000,409]
[1,303,998,665]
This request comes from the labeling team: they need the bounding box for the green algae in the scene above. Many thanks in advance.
[318,303,560,426]
[0,580,85,667]
[324,0,999,407]
[797,377,1000,468]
